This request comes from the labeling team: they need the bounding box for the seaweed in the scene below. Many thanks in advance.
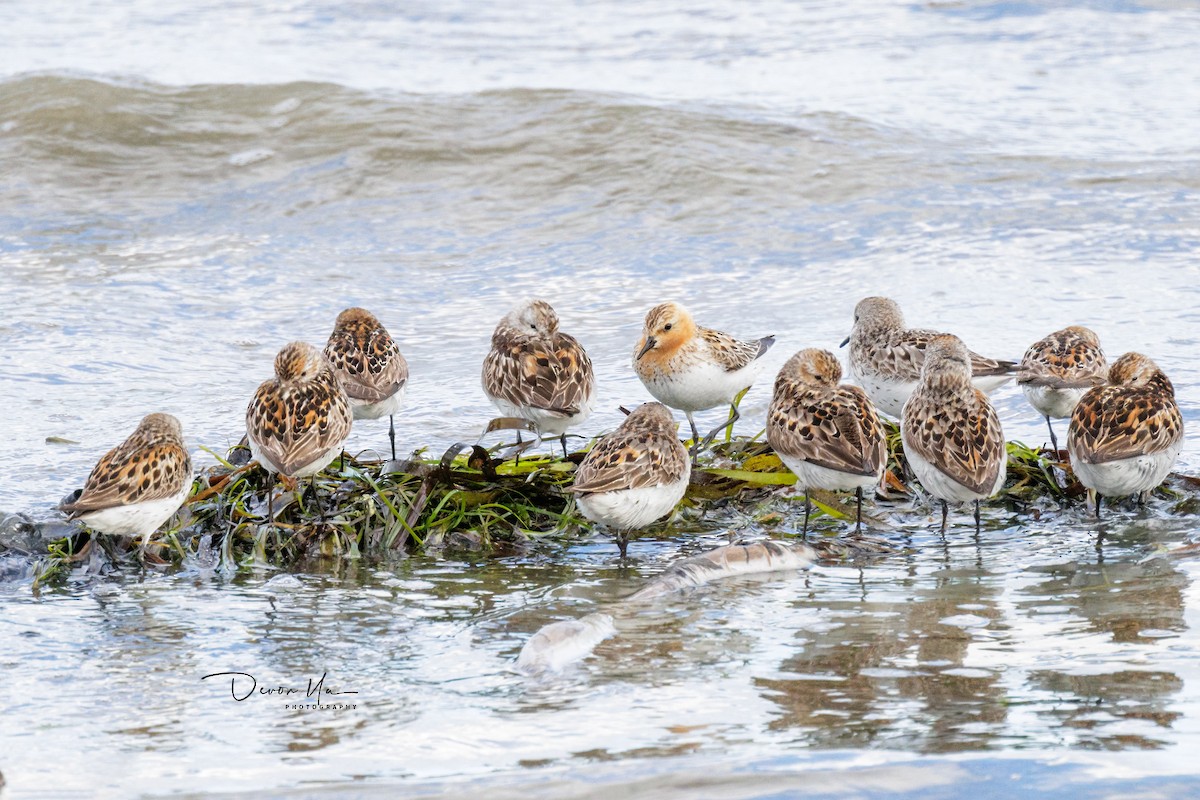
[21,419,1198,584]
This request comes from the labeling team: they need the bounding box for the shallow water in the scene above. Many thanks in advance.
[2,1,1200,797]
[4,523,1200,797]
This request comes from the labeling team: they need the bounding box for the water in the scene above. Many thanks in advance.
[4,529,1200,797]
[2,1,1200,797]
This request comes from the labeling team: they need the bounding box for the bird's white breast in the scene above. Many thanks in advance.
[1021,384,1085,420]
[902,430,1006,504]
[575,476,690,530]
[1070,442,1182,498]
[78,482,192,540]
[641,357,762,413]
[849,368,915,419]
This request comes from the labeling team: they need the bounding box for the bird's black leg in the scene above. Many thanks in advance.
[388,415,397,462]
[701,404,741,449]
[617,531,629,560]
[974,500,981,534]
[686,412,701,463]
[1095,492,1102,518]
[724,401,742,441]
[560,433,569,460]
[1046,416,1059,456]
[940,501,949,534]
[803,492,811,539]
[311,475,325,524]
[856,487,864,533]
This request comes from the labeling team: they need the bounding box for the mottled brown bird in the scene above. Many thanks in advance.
[571,402,691,558]
[900,334,1007,533]
[1068,352,1183,516]
[324,307,408,460]
[844,296,1016,418]
[767,348,885,535]
[1017,325,1107,454]
[482,299,595,456]
[247,341,353,521]
[61,413,193,549]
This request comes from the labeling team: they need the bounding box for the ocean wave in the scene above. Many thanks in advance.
[0,74,930,224]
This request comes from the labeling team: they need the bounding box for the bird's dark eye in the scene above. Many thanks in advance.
[664,323,673,331]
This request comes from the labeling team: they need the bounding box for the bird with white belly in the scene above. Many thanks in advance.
[634,301,774,458]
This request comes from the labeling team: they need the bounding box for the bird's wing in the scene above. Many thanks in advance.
[572,430,687,494]
[484,332,593,416]
[1068,386,1183,464]
[768,385,885,476]
[700,328,775,372]
[905,389,1006,495]
[63,440,191,515]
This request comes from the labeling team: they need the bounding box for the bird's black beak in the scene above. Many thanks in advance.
[618,405,633,416]
[636,336,656,360]
[839,336,850,348]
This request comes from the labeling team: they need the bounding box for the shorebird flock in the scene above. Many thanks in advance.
[61,296,1186,559]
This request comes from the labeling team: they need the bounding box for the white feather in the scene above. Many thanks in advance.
[625,540,817,602]
[1022,383,1085,420]
[903,430,1007,504]
[1070,442,1182,498]
[515,613,616,674]
[75,481,191,542]
[641,357,764,413]
[575,476,689,530]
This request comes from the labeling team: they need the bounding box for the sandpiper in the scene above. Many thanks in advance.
[247,341,353,519]
[634,301,774,455]
[767,348,886,535]
[900,334,1007,533]
[60,413,193,552]
[1017,326,1107,454]
[1067,352,1184,516]
[324,307,409,461]
[843,296,1016,418]
[482,299,595,457]
[570,402,691,558]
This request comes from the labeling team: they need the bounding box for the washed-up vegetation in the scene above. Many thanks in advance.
[11,421,1198,587]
